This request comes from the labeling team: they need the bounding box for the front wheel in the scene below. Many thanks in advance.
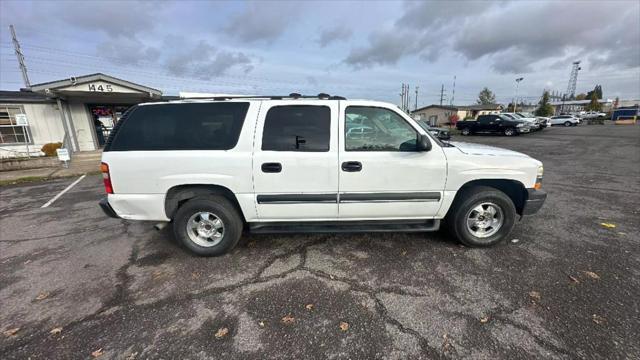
[173,195,243,256]
[461,127,471,136]
[503,127,516,136]
[446,186,516,247]
[564,121,572,127]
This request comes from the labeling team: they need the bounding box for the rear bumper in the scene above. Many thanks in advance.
[99,197,119,219]
[522,188,547,215]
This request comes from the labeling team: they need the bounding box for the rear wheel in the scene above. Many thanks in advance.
[503,127,516,136]
[461,127,471,136]
[173,195,243,256]
[446,186,516,247]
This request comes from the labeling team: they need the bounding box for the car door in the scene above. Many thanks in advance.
[252,100,339,220]
[338,102,447,219]
[477,115,494,132]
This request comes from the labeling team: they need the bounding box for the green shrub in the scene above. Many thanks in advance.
[41,142,63,157]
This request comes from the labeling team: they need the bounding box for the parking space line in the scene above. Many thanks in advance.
[40,174,87,208]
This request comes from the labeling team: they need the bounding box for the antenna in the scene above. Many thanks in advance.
[9,25,31,88]
[565,61,581,100]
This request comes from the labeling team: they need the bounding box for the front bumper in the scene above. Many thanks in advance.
[99,197,119,218]
[522,188,547,215]
[517,127,531,133]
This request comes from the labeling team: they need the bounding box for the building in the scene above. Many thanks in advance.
[549,99,613,114]
[0,73,161,158]
[411,104,503,126]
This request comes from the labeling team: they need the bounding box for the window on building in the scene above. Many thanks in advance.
[107,102,250,151]
[345,106,418,151]
[0,105,30,144]
[262,105,331,152]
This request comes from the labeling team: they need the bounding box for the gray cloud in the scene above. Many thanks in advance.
[318,25,352,47]
[162,37,253,79]
[345,31,418,68]
[345,0,640,74]
[224,1,298,43]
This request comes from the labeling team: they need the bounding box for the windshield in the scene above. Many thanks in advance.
[502,114,518,119]
[517,112,534,118]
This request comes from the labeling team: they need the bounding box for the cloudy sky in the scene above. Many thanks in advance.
[0,0,638,106]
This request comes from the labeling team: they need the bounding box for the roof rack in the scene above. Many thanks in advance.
[179,93,346,101]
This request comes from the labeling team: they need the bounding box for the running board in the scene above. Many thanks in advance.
[249,219,440,234]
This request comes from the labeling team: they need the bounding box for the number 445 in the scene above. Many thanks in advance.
[88,84,113,92]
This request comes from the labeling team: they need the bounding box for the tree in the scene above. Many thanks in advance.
[585,92,602,111]
[587,85,603,100]
[535,90,554,117]
[477,87,496,105]
[575,93,587,100]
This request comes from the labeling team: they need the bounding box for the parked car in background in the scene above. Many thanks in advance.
[456,114,530,136]
[550,115,580,126]
[502,113,540,130]
[516,112,549,129]
[417,120,451,140]
[582,111,607,119]
[534,116,552,128]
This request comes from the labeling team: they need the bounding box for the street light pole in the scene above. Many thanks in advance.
[514,77,524,113]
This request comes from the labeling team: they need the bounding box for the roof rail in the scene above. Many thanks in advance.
[178,93,346,101]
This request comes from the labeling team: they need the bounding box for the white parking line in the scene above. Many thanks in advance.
[40,174,87,208]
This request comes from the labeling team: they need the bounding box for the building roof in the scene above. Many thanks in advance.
[0,90,55,103]
[29,73,162,95]
[413,105,460,112]
[549,99,613,106]
[412,103,502,113]
[460,104,503,111]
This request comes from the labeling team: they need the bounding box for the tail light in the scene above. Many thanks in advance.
[101,162,113,194]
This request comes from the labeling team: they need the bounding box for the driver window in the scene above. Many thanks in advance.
[345,106,418,151]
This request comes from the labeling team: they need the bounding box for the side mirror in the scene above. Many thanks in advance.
[417,134,432,152]
[437,132,450,141]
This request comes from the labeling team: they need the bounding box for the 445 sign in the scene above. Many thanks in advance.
[88,83,113,92]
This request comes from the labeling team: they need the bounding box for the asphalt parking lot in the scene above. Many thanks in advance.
[1,124,639,359]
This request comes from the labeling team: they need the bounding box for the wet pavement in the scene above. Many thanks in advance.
[1,124,639,359]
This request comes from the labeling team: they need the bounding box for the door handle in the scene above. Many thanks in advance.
[341,161,362,172]
[261,162,282,173]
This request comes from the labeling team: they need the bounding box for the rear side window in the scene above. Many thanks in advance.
[262,105,330,152]
[107,102,249,151]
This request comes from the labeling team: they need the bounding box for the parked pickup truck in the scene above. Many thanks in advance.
[99,95,546,256]
[456,114,530,136]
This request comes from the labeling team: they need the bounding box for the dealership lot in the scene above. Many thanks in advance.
[1,125,638,359]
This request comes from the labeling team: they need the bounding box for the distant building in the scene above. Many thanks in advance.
[549,99,613,114]
[411,104,503,126]
[0,73,161,158]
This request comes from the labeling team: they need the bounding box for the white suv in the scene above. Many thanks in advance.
[99,95,546,256]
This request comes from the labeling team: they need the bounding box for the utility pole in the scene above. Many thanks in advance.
[514,77,524,113]
[10,25,31,88]
[450,76,456,105]
[440,84,445,106]
[414,86,419,111]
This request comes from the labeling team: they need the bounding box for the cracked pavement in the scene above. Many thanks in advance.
[1,124,639,359]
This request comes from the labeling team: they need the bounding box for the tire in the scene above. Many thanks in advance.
[173,195,243,256]
[461,127,471,136]
[446,186,516,247]
[564,121,572,127]
[503,127,516,136]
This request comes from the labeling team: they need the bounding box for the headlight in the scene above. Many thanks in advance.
[535,166,543,190]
